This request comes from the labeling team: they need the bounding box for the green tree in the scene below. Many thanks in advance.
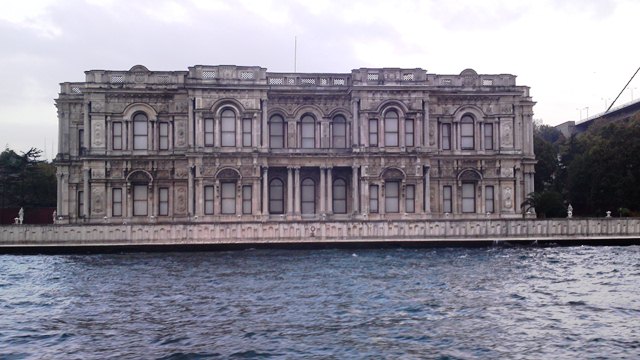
[0,147,56,209]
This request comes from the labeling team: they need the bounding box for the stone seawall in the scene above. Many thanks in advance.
[1,219,640,251]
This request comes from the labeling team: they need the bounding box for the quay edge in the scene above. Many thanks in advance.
[1,219,640,254]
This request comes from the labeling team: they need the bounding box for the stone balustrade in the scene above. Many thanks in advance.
[1,219,639,250]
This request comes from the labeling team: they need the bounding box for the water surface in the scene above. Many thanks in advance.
[1,246,639,359]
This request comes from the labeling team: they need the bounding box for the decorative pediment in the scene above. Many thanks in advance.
[216,168,240,180]
[458,169,482,181]
[382,168,405,180]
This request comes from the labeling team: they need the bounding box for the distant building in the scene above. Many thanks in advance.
[54,65,535,224]
[556,98,640,138]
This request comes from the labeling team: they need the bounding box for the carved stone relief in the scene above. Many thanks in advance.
[500,121,513,147]
[503,186,513,209]
[175,121,187,147]
[175,186,187,214]
[92,187,104,215]
[92,121,104,147]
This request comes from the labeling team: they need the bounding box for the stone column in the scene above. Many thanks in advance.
[56,173,63,215]
[188,98,195,147]
[352,166,359,214]
[262,167,269,215]
[152,183,158,217]
[148,183,154,219]
[515,169,522,214]
[424,166,431,213]
[362,179,369,214]
[82,168,90,218]
[294,167,301,215]
[253,177,260,215]
[327,167,333,214]
[83,102,90,154]
[287,167,294,216]
[188,165,194,217]
[352,98,359,146]
[319,167,326,214]
[261,99,268,149]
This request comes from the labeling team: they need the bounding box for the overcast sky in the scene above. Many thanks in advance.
[1,0,639,160]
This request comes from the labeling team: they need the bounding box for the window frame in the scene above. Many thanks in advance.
[220,109,236,147]
[484,123,493,150]
[301,178,316,214]
[112,122,122,150]
[111,188,122,217]
[406,184,415,213]
[300,115,316,149]
[485,185,495,213]
[159,122,169,150]
[242,118,252,147]
[158,187,169,216]
[204,118,214,147]
[220,182,236,215]
[269,115,285,149]
[384,111,399,147]
[369,119,378,147]
[133,112,148,150]
[78,190,84,217]
[460,115,475,150]
[441,123,451,150]
[384,181,400,213]
[462,182,476,213]
[204,185,214,215]
[269,178,285,214]
[242,185,252,215]
[332,116,347,148]
[405,119,415,147]
[443,185,452,213]
[369,185,379,213]
[132,184,148,216]
[332,178,347,214]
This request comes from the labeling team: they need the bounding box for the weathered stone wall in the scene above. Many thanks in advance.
[2,219,639,247]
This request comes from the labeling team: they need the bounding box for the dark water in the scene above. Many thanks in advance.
[1,246,639,359]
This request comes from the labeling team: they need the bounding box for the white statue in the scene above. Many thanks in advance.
[18,207,24,225]
[567,204,573,219]
[52,210,57,224]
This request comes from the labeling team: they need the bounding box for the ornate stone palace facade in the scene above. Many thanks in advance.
[54,65,535,224]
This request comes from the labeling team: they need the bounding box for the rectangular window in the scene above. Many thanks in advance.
[221,182,236,214]
[242,185,252,214]
[242,118,252,147]
[405,119,414,147]
[78,190,84,217]
[112,188,122,217]
[384,118,399,147]
[461,122,474,150]
[221,118,236,147]
[484,123,493,150]
[204,185,214,215]
[159,187,169,216]
[406,184,415,213]
[79,129,84,154]
[485,186,495,213]
[443,186,452,213]
[385,181,399,213]
[112,122,122,150]
[369,119,378,147]
[133,185,148,216]
[462,182,476,213]
[133,121,148,150]
[442,123,451,150]
[369,185,379,213]
[204,118,214,147]
[159,123,169,150]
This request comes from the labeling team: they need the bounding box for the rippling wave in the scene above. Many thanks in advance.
[1,246,639,359]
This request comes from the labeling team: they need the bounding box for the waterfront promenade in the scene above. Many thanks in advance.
[1,218,639,252]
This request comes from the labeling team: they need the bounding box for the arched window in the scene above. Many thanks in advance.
[221,109,236,147]
[333,178,347,214]
[269,178,284,214]
[269,115,285,148]
[301,115,315,148]
[133,112,148,150]
[384,110,399,147]
[332,116,347,148]
[301,178,315,214]
[460,114,475,150]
